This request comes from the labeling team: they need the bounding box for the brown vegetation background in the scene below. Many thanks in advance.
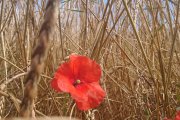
[0,0,180,119]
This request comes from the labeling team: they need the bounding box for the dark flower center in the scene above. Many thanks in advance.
[73,79,81,86]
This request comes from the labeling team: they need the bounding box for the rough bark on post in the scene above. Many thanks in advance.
[19,0,58,117]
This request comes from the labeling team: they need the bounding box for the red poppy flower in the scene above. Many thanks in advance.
[51,54,105,110]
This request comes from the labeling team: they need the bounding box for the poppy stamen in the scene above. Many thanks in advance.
[76,79,81,84]
[73,79,81,86]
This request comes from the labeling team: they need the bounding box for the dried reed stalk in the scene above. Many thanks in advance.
[19,0,58,117]
[0,0,7,118]
[0,32,6,119]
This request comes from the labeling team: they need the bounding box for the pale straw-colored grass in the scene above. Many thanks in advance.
[0,0,179,119]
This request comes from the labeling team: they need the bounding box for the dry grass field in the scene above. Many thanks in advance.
[0,0,180,119]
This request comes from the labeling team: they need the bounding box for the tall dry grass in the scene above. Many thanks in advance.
[0,0,180,119]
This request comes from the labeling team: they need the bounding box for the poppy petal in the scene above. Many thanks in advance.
[73,82,105,110]
[54,62,74,83]
[51,61,75,92]
[69,55,101,83]
[51,75,87,101]
[51,75,74,92]
[51,78,62,92]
